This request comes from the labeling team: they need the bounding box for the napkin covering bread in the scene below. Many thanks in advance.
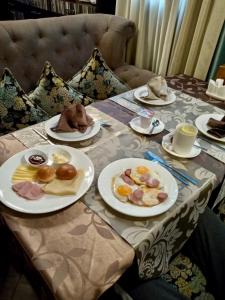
[42,169,84,195]
[51,103,93,133]
[144,76,168,100]
[207,116,225,138]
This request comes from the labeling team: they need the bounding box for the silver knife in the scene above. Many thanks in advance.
[32,128,55,145]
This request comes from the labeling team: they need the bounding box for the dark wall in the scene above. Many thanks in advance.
[96,0,116,15]
[0,1,13,20]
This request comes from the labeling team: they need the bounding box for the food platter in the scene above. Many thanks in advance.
[98,158,178,217]
[0,145,94,214]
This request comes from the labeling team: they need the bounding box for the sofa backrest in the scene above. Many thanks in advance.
[0,14,135,92]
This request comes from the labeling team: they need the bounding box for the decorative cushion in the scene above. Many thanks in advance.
[162,253,214,299]
[0,68,49,135]
[29,61,94,116]
[68,48,130,100]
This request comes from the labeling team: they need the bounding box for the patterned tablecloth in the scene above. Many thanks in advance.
[0,77,224,299]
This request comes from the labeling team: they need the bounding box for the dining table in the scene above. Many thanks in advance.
[0,74,225,300]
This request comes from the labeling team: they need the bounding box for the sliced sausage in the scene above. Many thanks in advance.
[140,174,150,182]
[128,189,144,206]
[124,169,131,176]
[146,178,160,188]
[157,192,168,202]
[120,174,135,185]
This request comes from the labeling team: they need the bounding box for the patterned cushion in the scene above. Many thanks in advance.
[0,68,49,135]
[68,48,130,100]
[162,253,214,299]
[29,61,94,116]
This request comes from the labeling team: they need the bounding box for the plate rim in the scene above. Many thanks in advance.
[98,158,178,217]
[195,113,225,143]
[0,145,95,214]
[45,115,101,142]
[134,86,176,106]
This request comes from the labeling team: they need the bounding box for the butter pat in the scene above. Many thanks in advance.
[52,152,68,164]
[50,148,71,165]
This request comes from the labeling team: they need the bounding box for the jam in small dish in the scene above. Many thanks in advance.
[24,149,48,168]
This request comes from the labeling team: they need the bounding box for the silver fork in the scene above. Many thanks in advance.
[149,119,160,134]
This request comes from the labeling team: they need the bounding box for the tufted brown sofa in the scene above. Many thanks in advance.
[0,13,155,93]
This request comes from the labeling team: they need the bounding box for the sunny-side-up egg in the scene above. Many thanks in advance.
[112,175,137,202]
[141,186,168,207]
[130,165,160,185]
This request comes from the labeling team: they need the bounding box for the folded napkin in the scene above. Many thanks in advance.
[143,76,168,100]
[51,103,93,133]
[207,116,225,138]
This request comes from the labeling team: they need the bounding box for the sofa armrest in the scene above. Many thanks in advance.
[115,65,155,89]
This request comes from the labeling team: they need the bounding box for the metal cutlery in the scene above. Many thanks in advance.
[99,121,112,128]
[149,119,160,135]
[193,143,208,151]
[198,136,225,151]
[32,128,55,145]
[144,151,200,186]
[121,96,137,104]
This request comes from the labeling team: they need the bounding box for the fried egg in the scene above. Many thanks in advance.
[141,187,160,207]
[112,175,137,202]
[141,186,168,207]
[130,165,160,185]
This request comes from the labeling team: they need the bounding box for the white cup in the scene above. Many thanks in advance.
[138,109,154,129]
[172,123,198,155]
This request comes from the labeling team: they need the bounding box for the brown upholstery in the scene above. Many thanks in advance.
[0,14,154,93]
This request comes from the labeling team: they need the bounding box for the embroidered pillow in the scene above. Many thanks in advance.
[29,61,94,116]
[0,68,49,135]
[68,48,130,100]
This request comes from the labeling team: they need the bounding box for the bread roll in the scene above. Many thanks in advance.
[37,165,56,183]
[56,164,77,180]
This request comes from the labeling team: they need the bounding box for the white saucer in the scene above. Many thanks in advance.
[129,117,164,135]
[162,132,201,158]
[134,86,176,106]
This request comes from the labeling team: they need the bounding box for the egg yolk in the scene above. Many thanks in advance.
[136,166,149,175]
[117,185,132,196]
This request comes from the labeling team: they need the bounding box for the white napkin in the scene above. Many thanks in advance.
[145,76,168,100]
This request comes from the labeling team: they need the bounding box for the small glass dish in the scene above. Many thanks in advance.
[24,149,48,168]
[49,147,71,166]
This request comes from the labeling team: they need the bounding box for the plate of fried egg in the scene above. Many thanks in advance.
[98,158,178,217]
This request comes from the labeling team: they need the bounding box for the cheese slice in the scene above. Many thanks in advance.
[12,165,38,183]
[42,170,84,196]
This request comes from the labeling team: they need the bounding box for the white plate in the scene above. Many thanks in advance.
[98,158,178,217]
[0,145,94,214]
[129,117,164,135]
[162,132,201,158]
[134,86,176,106]
[45,115,101,142]
[195,113,225,143]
